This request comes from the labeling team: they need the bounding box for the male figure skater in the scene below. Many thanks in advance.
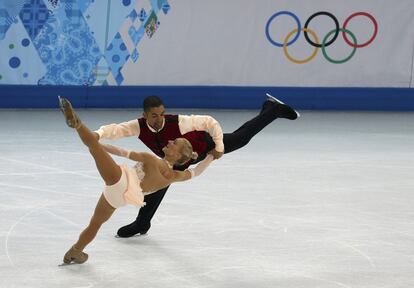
[94,94,299,238]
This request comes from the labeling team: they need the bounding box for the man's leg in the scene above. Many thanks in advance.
[224,97,298,154]
[117,186,169,237]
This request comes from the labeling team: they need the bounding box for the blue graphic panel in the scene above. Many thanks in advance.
[0,9,11,40]
[131,48,139,62]
[104,32,130,85]
[139,8,147,22]
[44,0,60,10]
[0,0,28,40]
[82,1,108,53]
[150,0,163,13]
[0,0,28,17]
[85,0,137,52]
[128,25,145,46]
[33,1,101,85]
[0,17,46,84]
[19,0,50,40]
[129,9,138,22]
[162,2,170,15]
[0,0,171,85]
[76,0,93,13]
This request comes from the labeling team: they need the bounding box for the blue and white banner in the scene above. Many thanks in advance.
[0,0,171,86]
[0,0,414,88]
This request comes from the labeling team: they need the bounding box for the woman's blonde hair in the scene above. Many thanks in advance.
[177,138,198,165]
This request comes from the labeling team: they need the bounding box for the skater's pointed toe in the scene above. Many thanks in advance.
[63,246,89,264]
[58,96,82,128]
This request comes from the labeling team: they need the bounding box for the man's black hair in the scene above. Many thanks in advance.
[143,95,164,111]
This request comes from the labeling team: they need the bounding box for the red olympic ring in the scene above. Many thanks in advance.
[342,12,378,48]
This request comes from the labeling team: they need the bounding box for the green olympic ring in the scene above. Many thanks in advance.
[321,28,357,64]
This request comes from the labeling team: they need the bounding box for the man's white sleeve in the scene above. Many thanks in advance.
[95,119,140,140]
[178,115,224,152]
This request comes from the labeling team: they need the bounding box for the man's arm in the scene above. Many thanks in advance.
[178,115,224,158]
[94,119,140,141]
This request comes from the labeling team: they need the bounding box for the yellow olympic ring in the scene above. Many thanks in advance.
[283,28,319,64]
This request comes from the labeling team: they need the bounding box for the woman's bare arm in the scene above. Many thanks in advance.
[171,154,214,183]
[101,143,147,162]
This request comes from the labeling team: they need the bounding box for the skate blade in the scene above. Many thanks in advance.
[114,233,148,238]
[266,92,285,104]
[58,262,80,267]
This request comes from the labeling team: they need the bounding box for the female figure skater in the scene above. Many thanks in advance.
[58,97,213,264]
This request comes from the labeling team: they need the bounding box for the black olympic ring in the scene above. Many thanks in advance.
[304,11,340,48]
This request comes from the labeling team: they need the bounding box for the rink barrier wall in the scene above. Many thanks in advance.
[1,85,414,110]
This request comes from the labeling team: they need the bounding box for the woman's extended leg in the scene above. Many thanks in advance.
[59,97,121,186]
[59,97,120,263]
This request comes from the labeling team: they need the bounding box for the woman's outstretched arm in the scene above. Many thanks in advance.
[101,143,147,163]
[101,143,131,158]
[172,154,214,182]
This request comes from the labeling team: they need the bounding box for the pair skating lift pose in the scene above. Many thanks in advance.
[58,94,299,265]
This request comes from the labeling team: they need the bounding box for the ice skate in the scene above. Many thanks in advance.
[116,220,150,238]
[266,92,300,120]
[58,96,82,129]
[62,245,89,265]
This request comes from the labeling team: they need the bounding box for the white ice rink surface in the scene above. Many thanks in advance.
[0,109,413,288]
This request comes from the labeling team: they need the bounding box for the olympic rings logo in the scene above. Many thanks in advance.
[265,11,378,64]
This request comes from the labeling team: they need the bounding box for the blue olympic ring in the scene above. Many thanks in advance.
[265,11,301,47]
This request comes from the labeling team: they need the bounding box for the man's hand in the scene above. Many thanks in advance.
[209,149,224,160]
